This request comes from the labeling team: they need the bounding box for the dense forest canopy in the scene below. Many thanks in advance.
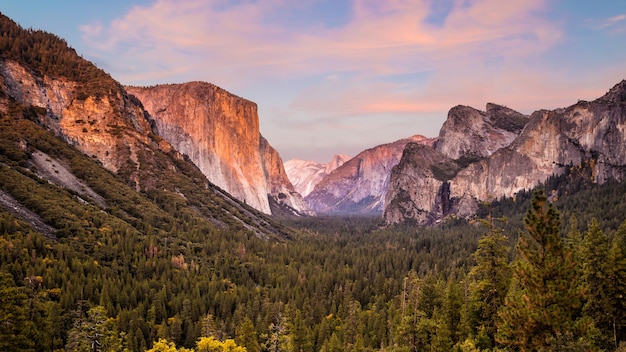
[1,12,626,352]
[2,106,626,351]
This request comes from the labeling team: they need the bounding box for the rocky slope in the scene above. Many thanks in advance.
[383,143,461,225]
[306,135,435,215]
[284,154,350,197]
[126,83,310,216]
[384,81,626,225]
[0,59,154,187]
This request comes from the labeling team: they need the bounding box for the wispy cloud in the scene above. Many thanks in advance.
[81,0,558,90]
[599,14,626,28]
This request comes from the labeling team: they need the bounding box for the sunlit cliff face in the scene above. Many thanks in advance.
[127,83,311,216]
[0,60,153,182]
[127,83,271,214]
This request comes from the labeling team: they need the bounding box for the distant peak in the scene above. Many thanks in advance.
[331,154,351,163]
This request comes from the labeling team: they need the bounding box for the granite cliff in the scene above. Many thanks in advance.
[383,143,461,225]
[385,81,626,224]
[0,56,291,236]
[305,135,435,215]
[434,103,529,160]
[126,83,310,216]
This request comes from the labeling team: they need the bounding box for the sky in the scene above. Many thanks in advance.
[2,0,626,163]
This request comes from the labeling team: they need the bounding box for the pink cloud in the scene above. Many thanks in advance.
[81,0,558,84]
[79,0,625,162]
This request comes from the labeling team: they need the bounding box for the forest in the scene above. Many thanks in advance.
[2,11,626,352]
[1,105,626,351]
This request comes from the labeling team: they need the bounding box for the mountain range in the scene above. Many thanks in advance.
[384,87,626,224]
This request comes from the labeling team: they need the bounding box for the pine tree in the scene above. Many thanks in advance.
[0,272,35,352]
[609,220,626,348]
[65,305,124,352]
[235,316,260,352]
[496,190,584,351]
[394,271,423,351]
[442,276,463,345]
[581,219,614,349]
[467,214,510,348]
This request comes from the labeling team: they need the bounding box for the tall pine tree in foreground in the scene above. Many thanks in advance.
[496,190,590,351]
[581,219,614,349]
[607,220,626,349]
[467,214,510,349]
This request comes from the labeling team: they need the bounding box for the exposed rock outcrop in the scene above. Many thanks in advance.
[306,135,435,215]
[284,154,350,197]
[384,81,626,225]
[383,143,460,224]
[450,82,626,203]
[434,103,529,160]
[0,59,156,187]
[1,37,307,217]
[260,136,314,216]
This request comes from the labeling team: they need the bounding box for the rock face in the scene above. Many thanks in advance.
[306,135,435,215]
[383,143,461,225]
[0,59,156,187]
[127,83,309,215]
[260,136,314,216]
[384,81,626,225]
[434,103,529,160]
[284,154,350,197]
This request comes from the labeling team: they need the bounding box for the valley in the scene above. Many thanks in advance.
[1,11,626,352]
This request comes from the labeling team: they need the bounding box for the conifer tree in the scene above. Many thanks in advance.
[581,219,614,349]
[395,271,423,351]
[609,220,626,348]
[235,316,260,352]
[496,190,584,351]
[467,214,510,349]
[0,272,35,352]
[65,305,125,352]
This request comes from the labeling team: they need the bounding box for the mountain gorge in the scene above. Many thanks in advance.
[304,135,435,215]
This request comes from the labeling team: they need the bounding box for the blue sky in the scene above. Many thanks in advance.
[2,0,626,162]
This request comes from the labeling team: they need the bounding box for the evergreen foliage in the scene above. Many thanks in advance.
[467,214,510,349]
[496,190,585,351]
